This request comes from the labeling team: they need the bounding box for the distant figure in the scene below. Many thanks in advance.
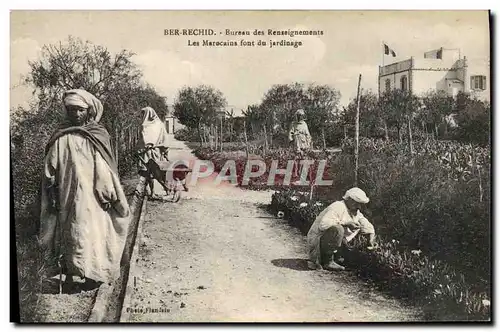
[288,109,312,154]
[306,187,377,271]
[39,89,130,288]
[288,109,313,180]
[137,106,169,199]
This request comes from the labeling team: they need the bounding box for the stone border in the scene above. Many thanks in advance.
[119,194,147,322]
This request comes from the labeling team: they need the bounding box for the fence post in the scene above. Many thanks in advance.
[354,74,362,187]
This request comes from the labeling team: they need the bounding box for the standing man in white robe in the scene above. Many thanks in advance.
[39,89,130,288]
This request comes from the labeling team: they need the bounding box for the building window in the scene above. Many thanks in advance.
[471,75,487,90]
[400,75,408,91]
[385,79,391,92]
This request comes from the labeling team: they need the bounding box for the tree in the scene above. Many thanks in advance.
[23,36,163,168]
[173,85,227,147]
[259,83,307,134]
[26,35,142,109]
[420,90,455,138]
[134,85,169,120]
[342,91,384,139]
[379,89,421,143]
[454,98,490,146]
[304,84,341,149]
[242,104,265,140]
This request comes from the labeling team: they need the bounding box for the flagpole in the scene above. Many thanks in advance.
[382,41,385,67]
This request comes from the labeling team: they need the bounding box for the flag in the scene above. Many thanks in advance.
[384,43,396,57]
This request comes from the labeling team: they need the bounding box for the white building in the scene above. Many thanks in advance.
[378,47,490,101]
[164,105,184,134]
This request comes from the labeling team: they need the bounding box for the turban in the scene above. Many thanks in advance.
[62,89,104,123]
[295,109,305,116]
[343,187,370,204]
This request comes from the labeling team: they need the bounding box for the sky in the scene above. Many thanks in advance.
[10,10,490,115]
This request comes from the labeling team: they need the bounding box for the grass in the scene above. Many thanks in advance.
[16,236,50,322]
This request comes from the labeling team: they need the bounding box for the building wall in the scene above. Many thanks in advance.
[411,69,460,97]
[379,59,412,76]
[464,57,490,101]
[164,116,185,134]
[379,70,411,95]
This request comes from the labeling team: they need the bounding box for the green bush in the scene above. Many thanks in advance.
[12,109,60,238]
[336,138,490,284]
[174,127,200,142]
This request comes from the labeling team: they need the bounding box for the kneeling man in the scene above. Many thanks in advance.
[306,187,376,271]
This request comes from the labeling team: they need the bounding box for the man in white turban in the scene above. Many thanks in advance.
[306,187,376,271]
[39,89,130,289]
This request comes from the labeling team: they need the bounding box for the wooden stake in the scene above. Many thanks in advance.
[263,125,268,155]
[243,119,249,160]
[220,116,223,152]
[322,127,326,150]
[408,114,414,155]
[354,74,362,187]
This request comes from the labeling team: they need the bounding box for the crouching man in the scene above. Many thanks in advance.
[306,187,376,271]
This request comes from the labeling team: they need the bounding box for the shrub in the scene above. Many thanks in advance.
[174,127,200,142]
[336,138,490,284]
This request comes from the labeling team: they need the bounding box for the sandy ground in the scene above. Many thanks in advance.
[122,136,422,323]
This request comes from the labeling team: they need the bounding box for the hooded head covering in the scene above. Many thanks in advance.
[63,89,104,123]
[141,106,160,124]
[343,187,370,204]
[138,106,169,148]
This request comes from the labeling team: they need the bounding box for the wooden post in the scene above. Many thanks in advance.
[220,116,223,152]
[243,119,249,160]
[408,114,414,155]
[473,148,483,203]
[354,74,362,187]
[263,125,268,155]
[322,127,326,150]
[478,166,483,203]
[115,126,120,172]
[212,124,216,150]
[384,120,389,141]
[309,165,315,201]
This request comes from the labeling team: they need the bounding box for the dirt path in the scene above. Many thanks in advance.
[122,136,421,323]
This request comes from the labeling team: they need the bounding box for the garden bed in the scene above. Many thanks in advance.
[269,189,490,321]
